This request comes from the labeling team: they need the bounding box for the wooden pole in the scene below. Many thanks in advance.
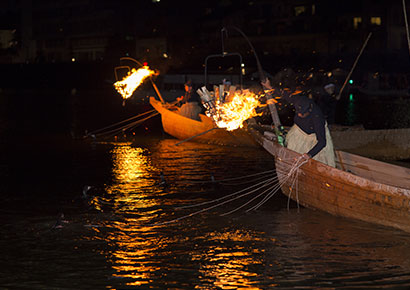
[150,79,165,103]
[337,32,372,100]
[403,0,410,57]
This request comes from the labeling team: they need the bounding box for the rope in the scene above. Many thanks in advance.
[94,113,158,139]
[92,111,159,139]
[85,109,157,137]
[219,172,276,186]
[247,181,283,212]
[176,176,278,210]
[147,155,309,227]
[188,169,276,184]
[220,180,278,216]
[147,175,278,227]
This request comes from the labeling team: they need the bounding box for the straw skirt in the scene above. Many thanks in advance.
[286,123,336,167]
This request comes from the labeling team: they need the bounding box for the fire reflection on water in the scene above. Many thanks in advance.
[2,137,409,289]
[192,230,272,290]
[102,142,164,286]
[107,143,156,191]
[97,141,270,288]
[101,143,161,213]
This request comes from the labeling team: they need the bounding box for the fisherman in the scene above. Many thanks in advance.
[220,78,231,103]
[176,80,203,121]
[317,83,338,128]
[262,79,336,167]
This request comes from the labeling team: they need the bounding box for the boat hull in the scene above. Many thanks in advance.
[248,124,410,233]
[150,97,258,147]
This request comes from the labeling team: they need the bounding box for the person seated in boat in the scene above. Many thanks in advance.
[261,79,336,167]
[176,80,202,121]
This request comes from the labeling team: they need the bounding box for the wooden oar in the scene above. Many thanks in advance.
[175,127,217,146]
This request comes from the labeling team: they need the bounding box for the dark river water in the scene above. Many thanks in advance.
[1,132,410,289]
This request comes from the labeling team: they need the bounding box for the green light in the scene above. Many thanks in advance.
[349,79,353,84]
[349,94,354,101]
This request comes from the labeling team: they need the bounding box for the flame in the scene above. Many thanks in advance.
[207,90,261,131]
[114,66,157,99]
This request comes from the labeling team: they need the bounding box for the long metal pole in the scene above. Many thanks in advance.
[227,26,282,129]
[337,32,372,100]
[403,0,410,57]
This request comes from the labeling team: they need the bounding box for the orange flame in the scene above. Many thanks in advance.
[207,90,261,131]
[114,66,157,99]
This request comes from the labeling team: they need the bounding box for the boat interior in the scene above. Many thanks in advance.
[335,150,410,190]
[257,124,410,190]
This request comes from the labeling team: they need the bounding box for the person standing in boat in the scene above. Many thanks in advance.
[262,79,336,167]
[176,80,203,121]
[317,83,338,128]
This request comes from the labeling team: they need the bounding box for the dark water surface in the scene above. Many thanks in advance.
[1,135,410,289]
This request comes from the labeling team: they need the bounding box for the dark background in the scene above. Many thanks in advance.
[1,0,410,140]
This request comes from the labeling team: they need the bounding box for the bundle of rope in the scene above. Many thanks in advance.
[148,156,309,227]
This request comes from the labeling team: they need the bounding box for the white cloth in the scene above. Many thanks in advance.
[179,102,202,121]
[286,123,336,167]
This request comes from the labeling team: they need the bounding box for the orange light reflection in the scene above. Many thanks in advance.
[102,143,165,286]
[97,142,275,288]
[192,230,270,289]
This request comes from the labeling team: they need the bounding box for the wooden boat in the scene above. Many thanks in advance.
[247,121,410,233]
[149,97,258,147]
[330,126,410,160]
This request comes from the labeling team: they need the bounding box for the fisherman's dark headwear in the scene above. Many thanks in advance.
[185,79,193,87]
[293,95,313,114]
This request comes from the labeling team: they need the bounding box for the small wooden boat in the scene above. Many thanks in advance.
[247,121,410,233]
[149,97,258,147]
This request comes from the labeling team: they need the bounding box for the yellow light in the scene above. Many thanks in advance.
[370,17,381,25]
[71,58,76,62]
[353,17,362,29]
